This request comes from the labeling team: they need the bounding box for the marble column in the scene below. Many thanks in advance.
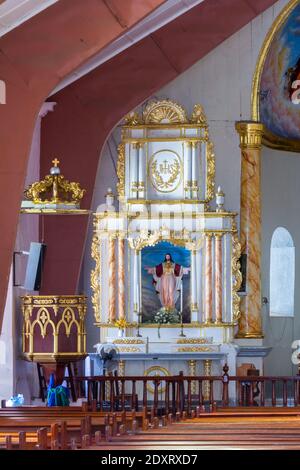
[118,238,125,320]
[190,250,198,322]
[138,143,145,199]
[108,238,116,323]
[235,122,264,338]
[204,234,213,323]
[215,234,223,323]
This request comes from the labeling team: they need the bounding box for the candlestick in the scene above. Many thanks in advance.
[179,311,186,337]
[136,311,142,337]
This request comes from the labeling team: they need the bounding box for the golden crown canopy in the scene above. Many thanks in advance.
[124,100,207,126]
[24,158,86,206]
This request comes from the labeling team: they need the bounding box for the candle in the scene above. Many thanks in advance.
[180,280,183,313]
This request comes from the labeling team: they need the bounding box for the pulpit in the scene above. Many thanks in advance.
[22,295,87,387]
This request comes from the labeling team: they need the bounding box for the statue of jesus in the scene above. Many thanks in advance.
[145,253,190,310]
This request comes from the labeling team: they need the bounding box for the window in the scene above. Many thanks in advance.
[270,227,295,317]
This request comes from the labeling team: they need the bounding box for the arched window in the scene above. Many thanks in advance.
[270,227,295,317]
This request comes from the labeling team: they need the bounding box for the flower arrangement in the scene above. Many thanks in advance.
[154,307,180,325]
[154,307,180,338]
[114,318,129,329]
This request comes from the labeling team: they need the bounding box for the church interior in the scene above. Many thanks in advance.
[1,0,300,451]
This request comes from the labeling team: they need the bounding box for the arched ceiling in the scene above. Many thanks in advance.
[51,0,205,95]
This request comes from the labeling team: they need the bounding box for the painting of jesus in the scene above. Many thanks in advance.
[141,241,191,323]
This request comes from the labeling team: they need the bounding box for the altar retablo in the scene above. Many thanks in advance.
[90,99,242,387]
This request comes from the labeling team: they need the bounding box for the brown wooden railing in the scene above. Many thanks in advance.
[73,367,300,415]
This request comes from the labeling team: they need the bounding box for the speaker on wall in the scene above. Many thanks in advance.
[23,242,47,291]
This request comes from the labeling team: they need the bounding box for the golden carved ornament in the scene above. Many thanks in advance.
[24,159,85,205]
[235,122,264,150]
[206,141,215,201]
[113,339,145,344]
[177,346,213,352]
[150,156,181,192]
[91,233,101,323]
[190,104,207,125]
[114,318,129,329]
[143,99,188,124]
[185,236,204,252]
[177,338,213,344]
[118,347,141,352]
[57,308,80,338]
[124,111,142,126]
[128,227,192,251]
[117,143,125,198]
[144,366,170,394]
[128,230,160,251]
[232,231,242,323]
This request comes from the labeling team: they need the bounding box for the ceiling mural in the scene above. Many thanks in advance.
[259,2,300,150]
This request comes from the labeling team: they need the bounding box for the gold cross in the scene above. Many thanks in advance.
[52,158,60,167]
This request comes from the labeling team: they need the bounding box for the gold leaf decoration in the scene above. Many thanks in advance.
[232,230,242,323]
[124,111,142,126]
[91,233,101,323]
[190,104,207,125]
[24,175,85,205]
[150,159,180,191]
[206,141,215,201]
[177,346,213,352]
[143,99,188,124]
[117,143,125,198]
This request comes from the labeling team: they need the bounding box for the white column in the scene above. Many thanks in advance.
[118,238,125,320]
[190,250,198,322]
[191,142,198,199]
[138,143,145,199]
[185,141,192,199]
[130,143,138,198]
[133,250,140,314]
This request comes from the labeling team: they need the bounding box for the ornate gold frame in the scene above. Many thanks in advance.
[251,0,300,152]
[91,233,101,323]
[144,365,170,394]
[148,149,183,193]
